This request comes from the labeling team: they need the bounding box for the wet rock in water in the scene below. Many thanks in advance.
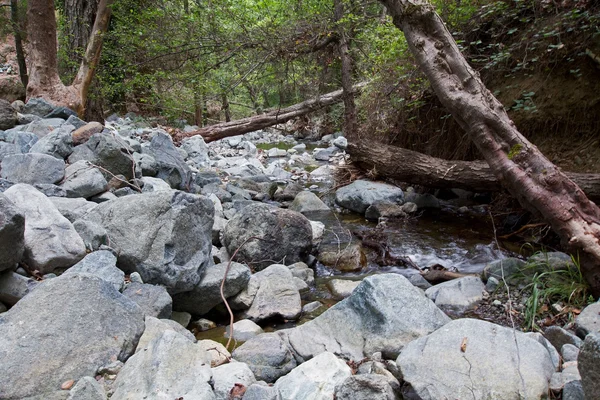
[122,282,172,319]
[0,270,38,306]
[1,153,65,184]
[232,332,297,382]
[481,257,526,282]
[398,318,556,400]
[0,194,25,272]
[335,374,397,400]
[60,160,108,198]
[110,330,214,400]
[63,250,124,292]
[365,201,406,220]
[302,301,324,314]
[172,261,250,315]
[4,184,86,272]
[274,352,352,400]
[327,279,361,299]
[286,274,451,361]
[404,192,440,209]
[578,331,600,399]
[144,131,192,189]
[335,180,404,214]
[425,275,486,314]
[318,242,367,272]
[289,190,330,213]
[135,316,196,353]
[575,301,600,337]
[68,133,135,180]
[222,203,312,270]
[225,319,264,342]
[50,197,97,222]
[66,376,106,400]
[82,190,214,294]
[212,361,257,400]
[0,274,144,399]
[244,264,302,322]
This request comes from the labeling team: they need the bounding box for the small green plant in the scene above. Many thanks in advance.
[507,143,523,160]
[520,253,591,331]
[511,91,537,113]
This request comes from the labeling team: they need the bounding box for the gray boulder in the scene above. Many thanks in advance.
[335,374,396,400]
[0,273,144,399]
[66,376,106,400]
[68,133,135,180]
[243,383,278,400]
[140,176,171,192]
[332,136,348,150]
[245,264,302,322]
[289,191,330,213]
[29,124,74,159]
[481,257,527,282]
[111,330,215,400]
[182,136,211,168]
[274,352,352,400]
[135,316,196,353]
[365,201,407,220]
[4,184,86,272]
[222,203,312,270]
[286,274,450,361]
[82,190,214,294]
[61,160,108,198]
[22,98,55,117]
[63,250,124,292]
[0,99,17,130]
[11,131,38,153]
[0,141,20,162]
[24,118,66,137]
[0,194,25,272]
[212,362,256,400]
[144,132,192,189]
[544,326,583,351]
[425,275,486,314]
[73,219,109,251]
[50,197,97,222]
[232,332,297,382]
[575,301,600,337]
[0,270,38,306]
[1,153,65,184]
[327,279,361,299]
[398,318,556,400]
[335,180,404,214]
[578,331,600,399]
[122,282,172,319]
[225,319,264,342]
[172,261,250,315]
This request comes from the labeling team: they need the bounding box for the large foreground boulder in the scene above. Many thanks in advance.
[222,203,312,270]
[83,190,214,294]
[578,332,600,399]
[286,274,450,361]
[335,180,404,214]
[398,318,556,399]
[0,194,25,272]
[4,184,86,272]
[0,274,145,399]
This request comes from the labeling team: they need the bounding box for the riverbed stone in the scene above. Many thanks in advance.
[50,197,97,222]
[544,325,583,351]
[335,180,404,214]
[172,261,250,315]
[4,184,86,272]
[0,273,144,400]
[0,194,25,272]
[575,301,600,337]
[529,251,575,270]
[245,264,302,322]
[71,121,104,146]
[29,124,74,159]
[290,190,330,213]
[481,257,527,282]
[0,99,17,130]
[318,242,367,272]
[10,131,38,153]
[82,190,214,294]
[274,352,352,400]
[182,136,210,168]
[66,376,106,400]
[398,318,555,400]
[212,362,257,400]
[68,133,135,180]
[288,261,314,286]
[111,330,215,400]
[22,98,55,117]
[135,316,196,353]
[144,131,192,189]
[73,219,109,251]
[232,332,297,382]
[1,153,65,184]
[0,141,20,162]
[63,250,124,292]
[61,160,108,198]
[222,203,312,270]
[243,383,278,400]
[365,201,407,220]
[286,274,451,361]
[197,339,231,367]
[123,282,172,319]
[425,275,486,314]
[0,270,38,306]
[225,319,264,342]
[327,279,361,299]
[335,374,396,400]
[578,331,600,399]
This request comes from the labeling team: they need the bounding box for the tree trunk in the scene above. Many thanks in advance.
[334,0,358,140]
[26,0,113,116]
[379,0,600,294]
[178,82,367,143]
[222,92,231,122]
[348,141,600,201]
[10,0,28,88]
[62,0,98,76]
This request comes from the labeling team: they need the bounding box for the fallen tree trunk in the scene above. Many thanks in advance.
[177,82,367,143]
[348,141,600,201]
[380,0,600,295]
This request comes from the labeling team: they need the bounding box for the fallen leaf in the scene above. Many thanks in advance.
[61,380,75,390]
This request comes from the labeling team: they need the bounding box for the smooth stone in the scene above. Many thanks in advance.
[63,250,124,292]
[212,362,257,400]
[135,316,196,353]
[1,153,65,184]
[231,332,297,382]
[225,319,264,342]
[61,160,108,198]
[335,180,404,214]
[122,282,172,319]
[327,279,361,299]
[425,275,486,314]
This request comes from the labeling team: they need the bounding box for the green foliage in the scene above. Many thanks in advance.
[511,91,537,113]
[507,143,523,160]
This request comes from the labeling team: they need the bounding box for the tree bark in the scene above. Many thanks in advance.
[379,0,600,294]
[348,141,600,201]
[10,0,28,88]
[178,82,367,143]
[26,0,113,116]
